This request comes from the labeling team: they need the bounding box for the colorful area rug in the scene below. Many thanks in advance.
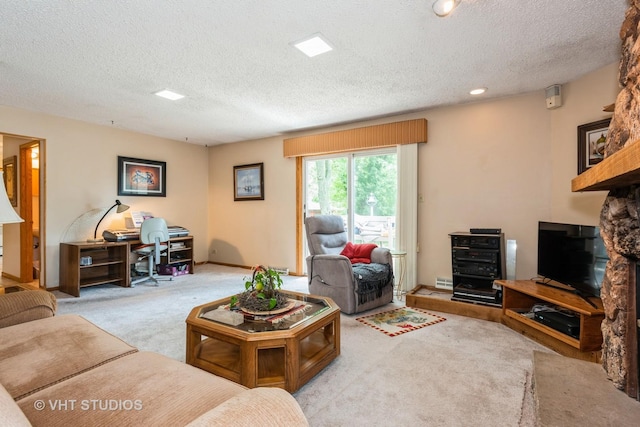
[356,307,446,337]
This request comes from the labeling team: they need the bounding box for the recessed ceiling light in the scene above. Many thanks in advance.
[470,87,487,95]
[154,89,185,101]
[433,0,460,17]
[292,33,333,58]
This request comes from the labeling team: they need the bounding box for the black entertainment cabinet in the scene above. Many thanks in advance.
[450,231,505,307]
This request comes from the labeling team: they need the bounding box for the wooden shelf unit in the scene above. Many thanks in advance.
[449,232,505,307]
[59,242,129,297]
[60,236,195,296]
[571,138,640,192]
[498,280,604,362]
[161,236,195,274]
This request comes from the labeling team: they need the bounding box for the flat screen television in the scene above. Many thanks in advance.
[537,221,608,298]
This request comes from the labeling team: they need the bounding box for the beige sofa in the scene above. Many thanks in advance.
[0,290,309,426]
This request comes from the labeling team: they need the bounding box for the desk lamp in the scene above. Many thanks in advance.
[0,171,24,224]
[88,199,130,243]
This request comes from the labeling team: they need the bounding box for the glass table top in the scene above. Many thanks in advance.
[197,291,332,332]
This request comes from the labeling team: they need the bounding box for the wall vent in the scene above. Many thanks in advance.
[435,277,453,290]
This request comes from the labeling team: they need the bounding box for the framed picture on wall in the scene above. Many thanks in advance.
[234,163,264,201]
[577,118,611,174]
[2,156,17,206]
[117,156,166,197]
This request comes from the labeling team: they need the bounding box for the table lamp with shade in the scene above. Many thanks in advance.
[0,171,24,224]
[87,199,130,243]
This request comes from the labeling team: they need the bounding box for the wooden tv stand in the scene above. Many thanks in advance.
[497,280,604,362]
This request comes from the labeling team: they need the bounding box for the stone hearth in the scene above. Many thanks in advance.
[597,1,640,401]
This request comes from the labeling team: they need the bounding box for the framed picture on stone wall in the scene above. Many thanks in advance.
[577,118,611,175]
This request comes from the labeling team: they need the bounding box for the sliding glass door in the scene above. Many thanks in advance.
[303,149,397,267]
[304,155,348,218]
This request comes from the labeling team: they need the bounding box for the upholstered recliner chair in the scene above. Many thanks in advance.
[305,215,394,314]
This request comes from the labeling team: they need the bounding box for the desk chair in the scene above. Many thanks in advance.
[131,218,172,286]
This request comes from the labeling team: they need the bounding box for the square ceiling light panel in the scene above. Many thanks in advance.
[292,33,334,57]
[154,89,185,100]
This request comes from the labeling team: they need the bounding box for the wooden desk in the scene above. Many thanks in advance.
[59,236,194,297]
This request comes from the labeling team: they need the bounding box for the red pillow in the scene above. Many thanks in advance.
[340,242,377,264]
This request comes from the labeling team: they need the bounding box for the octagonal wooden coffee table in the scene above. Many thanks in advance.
[185,290,340,392]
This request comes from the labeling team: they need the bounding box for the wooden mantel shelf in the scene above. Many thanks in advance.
[572,139,640,192]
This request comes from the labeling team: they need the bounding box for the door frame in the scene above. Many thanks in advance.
[19,139,45,285]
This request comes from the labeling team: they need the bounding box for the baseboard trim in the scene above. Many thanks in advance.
[205,261,303,276]
[1,272,21,282]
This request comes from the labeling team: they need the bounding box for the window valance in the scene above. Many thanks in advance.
[283,118,427,157]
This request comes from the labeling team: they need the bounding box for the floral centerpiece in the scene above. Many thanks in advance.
[230,265,289,313]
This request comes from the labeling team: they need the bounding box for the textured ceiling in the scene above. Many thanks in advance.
[0,0,628,146]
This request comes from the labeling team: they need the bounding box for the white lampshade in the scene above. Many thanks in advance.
[0,171,24,224]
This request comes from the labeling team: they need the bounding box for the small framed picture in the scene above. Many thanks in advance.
[2,156,17,206]
[234,163,264,201]
[118,156,166,197]
[577,118,611,174]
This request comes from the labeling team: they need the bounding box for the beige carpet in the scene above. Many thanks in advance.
[533,351,640,426]
[55,264,551,426]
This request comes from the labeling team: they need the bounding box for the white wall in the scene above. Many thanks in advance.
[418,64,617,286]
[549,63,617,223]
[208,63,620,288]
[0,62,620,289]
[208,138,297,270]
[417,93,552,286]
[0,106,209,288]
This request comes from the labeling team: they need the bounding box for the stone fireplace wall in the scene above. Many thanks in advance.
[600,191,638,397]
[599,0,640,399]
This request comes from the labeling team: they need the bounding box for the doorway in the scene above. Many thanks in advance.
[0,133,44,288]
